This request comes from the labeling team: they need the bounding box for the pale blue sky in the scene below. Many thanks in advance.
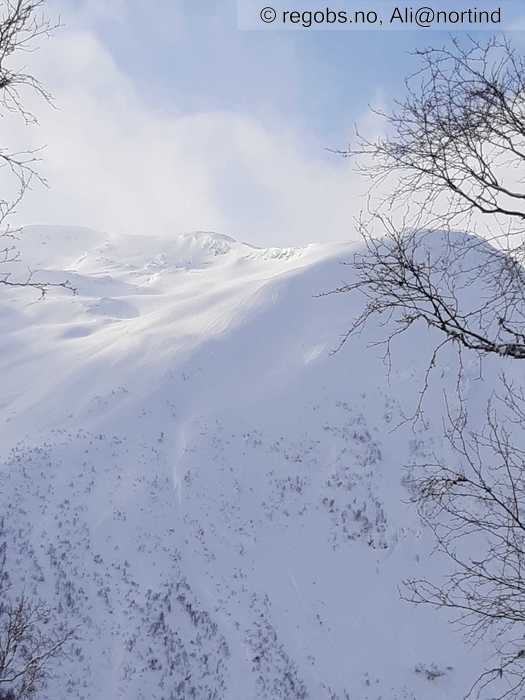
[65,2,525,144]
[13,0,523,245]
[60,1,465,146]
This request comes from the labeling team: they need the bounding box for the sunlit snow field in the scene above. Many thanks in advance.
[0,225,513,699]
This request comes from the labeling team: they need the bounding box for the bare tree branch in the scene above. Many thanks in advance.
[0,0,74,296]
[0,521,76,699]
[333,35,525,697]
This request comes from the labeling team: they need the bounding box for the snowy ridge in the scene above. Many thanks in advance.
[0,226,513,699]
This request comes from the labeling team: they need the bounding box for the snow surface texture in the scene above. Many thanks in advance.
[0,226,515,699]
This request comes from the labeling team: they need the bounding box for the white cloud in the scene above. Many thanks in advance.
[2,16,378,247]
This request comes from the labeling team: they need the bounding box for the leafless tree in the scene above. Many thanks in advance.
[335,36,525,363]
[352,36,525,234]
[404,380,525,698]
[0,0,72,295]
[0,597,74,699]
[0,528,75,699]
[0,5,75,693]
[332,36,525,697]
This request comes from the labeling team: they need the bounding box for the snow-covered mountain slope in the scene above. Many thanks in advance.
[0,226,514,699]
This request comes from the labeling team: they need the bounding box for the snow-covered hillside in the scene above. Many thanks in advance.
[0,226,512,699]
